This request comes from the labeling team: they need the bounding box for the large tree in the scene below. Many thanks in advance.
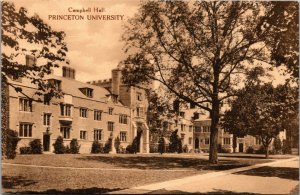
[121,1,297,163]
[1,1,68,157]
[222,83,298,158]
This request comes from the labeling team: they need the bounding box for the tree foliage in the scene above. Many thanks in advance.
[2,1,68,100]
[222,83,298,158]
[121,1,297,163]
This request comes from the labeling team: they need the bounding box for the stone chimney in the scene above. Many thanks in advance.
[111,69,121,96]
[26,55,36,67]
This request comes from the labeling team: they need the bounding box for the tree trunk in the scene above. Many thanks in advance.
[1,77,9,158]
[265,146,269,159]
[209,96,220,164]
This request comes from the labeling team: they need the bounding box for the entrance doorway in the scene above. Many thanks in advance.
[239,143,244,153]
[43,134,50,151]
[195,138,200,149]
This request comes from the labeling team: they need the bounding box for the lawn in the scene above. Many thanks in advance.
[2,153,276,194]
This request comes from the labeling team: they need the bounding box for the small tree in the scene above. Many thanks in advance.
[114,137,121,153]
[169,129,179,153]
[53,136,65,154]
[131,130,143,154]
[103,138,112,153]
[273,138,282,154]
[91,141,102,154]
[158,137,165,154]
[29,139,43,154]
[5,129,20,159]
[177,138,183,153]
[282,139,291,154]
[69,139,80,154]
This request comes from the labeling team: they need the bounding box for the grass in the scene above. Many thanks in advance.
[2,153,279,194]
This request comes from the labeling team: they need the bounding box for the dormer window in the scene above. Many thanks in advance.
[48,79,61,90]
[62,66,75,79]
[79,87,93,98]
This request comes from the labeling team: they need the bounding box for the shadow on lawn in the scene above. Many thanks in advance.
[2,175,38,189]
[78,156,249,171]
[234,166,299,181]
[147,188,261,194]
[4,187,123,194]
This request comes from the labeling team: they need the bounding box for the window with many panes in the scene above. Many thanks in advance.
[136,107,143,117]
[80,108,88,118]
[94,129,102,141]
[60,126,70,139]
[203,126,210,133]
[108,122,114,131]
[43,113,51,126]
[108,107,113,115]
[205,138,210,145]
[94,110,102,121]
[120,132,127,142]
[181,124,186,131]
[119,114,128,124]
[223,138,231,145]
[19,98,32,112]
[60,104,72,116]
[80,130,87,140]
[19,123,33,137]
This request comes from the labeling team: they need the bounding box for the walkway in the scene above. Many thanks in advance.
[110,157,299,194]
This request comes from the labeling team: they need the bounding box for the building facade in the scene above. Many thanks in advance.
[8,61,150,153]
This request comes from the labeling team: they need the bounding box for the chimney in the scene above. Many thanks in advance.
[112,69,121,96]
[26,55,36,67]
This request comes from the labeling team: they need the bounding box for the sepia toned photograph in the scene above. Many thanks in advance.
[1,0,299,194]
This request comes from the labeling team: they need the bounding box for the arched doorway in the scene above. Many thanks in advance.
[195,138,200,149]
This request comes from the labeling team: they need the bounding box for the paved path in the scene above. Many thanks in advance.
[110,157,299,194]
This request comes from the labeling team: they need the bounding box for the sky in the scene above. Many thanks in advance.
[10,0,140,82]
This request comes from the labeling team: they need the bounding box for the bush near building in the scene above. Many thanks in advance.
[103,138,112,153]
[273,138,282,154]
[4,129,20,159]
[69,139,80,154]
[246,146,255,154]
[91,141,103,153]
[114,137,121,153]
[158,137,165,154]
[53,136,66,154]
[29,139,43,154]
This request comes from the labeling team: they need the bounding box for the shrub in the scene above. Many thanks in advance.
[126,144,135,154]
[114,137,121,153]
[246,146,254,154]
[103,138,112,153]
[169,130,179,153]
[20,146,31,155]
[118,145,126,154]
[53,136,65,154]
[5,129,20,159]
[282,139,291,154]
[150,144,158,153]
[91,141,103,154]
[273,138,282,154]
[29,139,43,154]
[255,146,266,154]
[177,138,183,153]
[69,139,80,154]
[182,144,188,153]
[158,137,165,154]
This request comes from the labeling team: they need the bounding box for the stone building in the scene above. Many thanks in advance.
[7,58,149,153]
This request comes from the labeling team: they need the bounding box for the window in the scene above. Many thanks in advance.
[224,138,231,145]
[80,131,87,140]
[80,108,88,118]
[120,132,127,142]
[108,107,113,115]
[190,102,196,109]
[194,112,199,120]
[94,129,102,141]
[108,122,114,131]
[189,137,192,145]
[119,115,128,124]
[179,112,185,118]
[256,137,262,145]
[79,87,93,98]
[60,126,70,139]
[43,113,51,126]
[137,107,143,117]
[19,123,33,137]
[94,110,102,121]
[175,120,178,127]
[205,138,210,145]
[203,126,210,133]
[19,98,32,112]
[181,133,185,140]
[136,92,142,101]
[44,95,50,105]
[48,79,61,90]
[195,126,201,132]
[181,124,186,131]
[60,104,72,116]
[189,125,193,132]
